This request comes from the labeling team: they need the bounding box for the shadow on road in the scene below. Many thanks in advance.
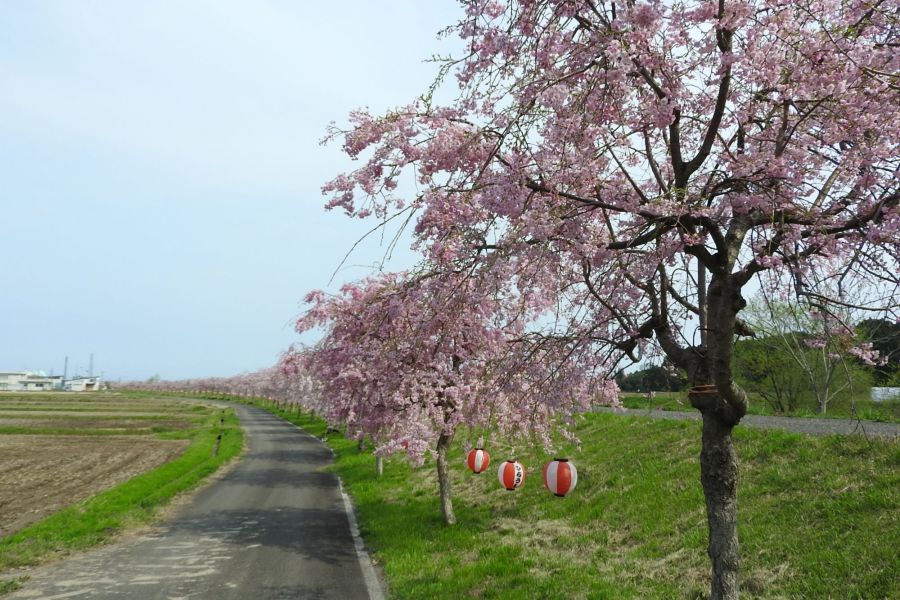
[168,506,357,566]
[223,468,339,490]
[240,447,333,463]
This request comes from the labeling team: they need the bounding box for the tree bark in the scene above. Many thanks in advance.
[435,432,456,525]
[699,411,740,600]
[375,455,383,477]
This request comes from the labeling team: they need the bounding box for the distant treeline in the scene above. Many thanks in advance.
[617,318,900,401]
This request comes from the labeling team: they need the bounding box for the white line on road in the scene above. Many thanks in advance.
[339,479,386,600]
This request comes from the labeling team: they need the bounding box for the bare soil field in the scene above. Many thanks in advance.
[0,393,206,538]
[0,435,189,536]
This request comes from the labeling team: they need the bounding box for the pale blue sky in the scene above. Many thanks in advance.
[1,1,463,380]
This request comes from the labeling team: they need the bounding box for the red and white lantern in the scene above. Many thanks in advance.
[497,459,526,491]
[543,458,578,497]
[466,448,490,474]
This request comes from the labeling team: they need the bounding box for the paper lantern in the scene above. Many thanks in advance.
[466,448,490,474]
[543,458,578,497]
[497,459,526,491]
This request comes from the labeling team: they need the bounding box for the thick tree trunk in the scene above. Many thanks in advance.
[435,432,456,525]
[700,411,740,600]
[375,455,383,476]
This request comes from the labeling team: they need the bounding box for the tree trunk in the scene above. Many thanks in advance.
[700,411,740,600]
[375,455,383,476]
[435,432,456,525]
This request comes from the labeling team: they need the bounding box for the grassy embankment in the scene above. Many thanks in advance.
[235,396,898,599]
[0,392,243,594]
[620,391,900,423]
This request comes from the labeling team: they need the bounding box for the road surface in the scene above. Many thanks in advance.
[10,403,383,600]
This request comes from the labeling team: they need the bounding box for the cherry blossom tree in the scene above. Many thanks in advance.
[276,346,322,414]
[297,269,617,524]
[322,1,899,597]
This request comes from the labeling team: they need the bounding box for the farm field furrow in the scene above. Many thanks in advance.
[0,435,188,536]
[0,411,193,417]
[0,418,193,431]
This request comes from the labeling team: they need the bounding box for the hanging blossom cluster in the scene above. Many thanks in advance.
[296,269,619,463]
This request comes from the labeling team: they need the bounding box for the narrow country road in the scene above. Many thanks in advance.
[9,404,383,600]
[595,406,900,439]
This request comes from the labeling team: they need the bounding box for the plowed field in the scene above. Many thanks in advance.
[0,435,188,535]
[0,392,201,537]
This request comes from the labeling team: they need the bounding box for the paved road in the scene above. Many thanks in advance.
[595,406,900,439]
[10,404,382,600]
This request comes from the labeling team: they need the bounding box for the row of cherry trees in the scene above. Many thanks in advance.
[129,2,898,598]
[119,360,319,413]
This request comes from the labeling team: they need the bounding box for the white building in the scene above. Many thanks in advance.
[0,371,64,391]
[0,372,25,390]
[65,376,102,392]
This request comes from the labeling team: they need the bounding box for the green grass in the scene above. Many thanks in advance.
[0,395,243,587]
[0,579,20,595]
[239,398,897,599]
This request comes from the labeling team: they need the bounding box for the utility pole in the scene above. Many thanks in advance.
[698,263,707,347]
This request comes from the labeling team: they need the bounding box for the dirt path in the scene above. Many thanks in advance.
[594,407,900,438]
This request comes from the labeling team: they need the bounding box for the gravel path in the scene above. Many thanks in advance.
[594,407,900,439]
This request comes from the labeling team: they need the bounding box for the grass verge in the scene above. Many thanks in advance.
[0,399,243,590]
[236,396,897,600]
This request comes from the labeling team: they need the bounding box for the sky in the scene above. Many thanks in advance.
[0,1,464,381]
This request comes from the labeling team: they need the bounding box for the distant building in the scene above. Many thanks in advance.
[0,371,64,391]
[0,372,25,390]
[23,375,64,391]
[65,376,102,392]
[0,371,106,392]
